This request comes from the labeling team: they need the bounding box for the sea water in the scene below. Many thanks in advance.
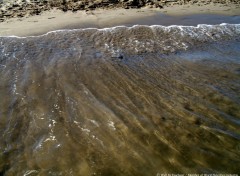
[0,24,240,175]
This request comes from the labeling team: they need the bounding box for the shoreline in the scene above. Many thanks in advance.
[0,4,240,37]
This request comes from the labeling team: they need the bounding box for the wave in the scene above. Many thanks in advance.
[1,23,240,56]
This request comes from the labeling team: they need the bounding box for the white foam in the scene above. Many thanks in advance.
[23,170,39,176]
[108,121,116,131]
[1,23,239,58]
[74,121,91,134]
[44,134,57,142]
[90,119,99,127]
[1,23,239,39]
[0,64,6,68]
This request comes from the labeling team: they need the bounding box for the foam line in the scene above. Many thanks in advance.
[0,23,239,39]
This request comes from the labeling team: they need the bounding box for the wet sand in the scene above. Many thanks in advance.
[0,4,240,37]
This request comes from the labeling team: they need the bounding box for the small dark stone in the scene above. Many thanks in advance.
[111,54,124,60]
[194,118,202,126]
[12,4,20,7]
[161,116,166,121]
[88,4,96,9]
[118,55,124,59]
[62,6,68,12]
[17,13,25,17]
[4,13,13,17]
[72,8,78,12]
[184,103,193,111]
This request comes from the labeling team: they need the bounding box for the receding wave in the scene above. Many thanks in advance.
[2,23,240,54]
[0,24,240,175]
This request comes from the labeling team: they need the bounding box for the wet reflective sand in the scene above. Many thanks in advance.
[0,25,240,175]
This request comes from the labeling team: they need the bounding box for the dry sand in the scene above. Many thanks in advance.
[0,4,240,37]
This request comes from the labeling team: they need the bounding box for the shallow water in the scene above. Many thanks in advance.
[0,24,240,175]
[132,14,240,27]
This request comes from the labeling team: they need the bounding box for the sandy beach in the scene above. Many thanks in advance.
[0,3,240,36]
